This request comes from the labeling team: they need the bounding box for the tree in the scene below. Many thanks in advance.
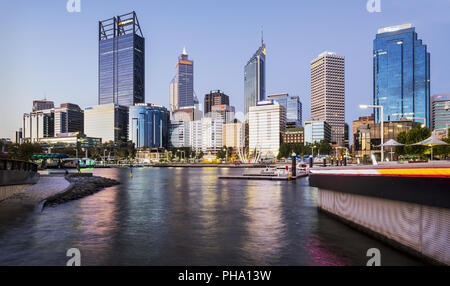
[395,126,431,159]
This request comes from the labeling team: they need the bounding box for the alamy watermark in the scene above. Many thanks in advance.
[66,248,81,266]
[366,0,381,13]
[66,0,81,13]
[366,248,381,266]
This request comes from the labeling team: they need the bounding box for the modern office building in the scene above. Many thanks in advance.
[310,51,345,145]
[170,47,194,110]
[84,104,128,143]
[282,128,304,144]
[22,109,54,143]
[33,100,54,112]
[39,133,101,149]
[169,120,190,149]
[268,94,302,127]
[244,37,266,118]
[222,122,245,151]
[99,11,145,106]
[352,114,375,154]
[431,94,450,130]
[248,100,285,158]
[172,106,202,122]
[128,104,169,149]
[304,120,332,144]
[53,103,84,136]
[15,128,22,144]
[373,24,430,127]
[210,105,235,123]
[189,120,203,153]
[201,117,223,154]
[204,90,230,115]
[353,120,420,158]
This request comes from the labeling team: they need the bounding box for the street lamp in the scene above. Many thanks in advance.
[360,104,384,162]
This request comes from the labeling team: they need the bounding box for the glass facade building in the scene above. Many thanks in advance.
[268,94,302,127]
[171,47,194,109]
[99,12,145,106]
[244,39,266,118]
[373,24,430,127]
[128,104,169,149]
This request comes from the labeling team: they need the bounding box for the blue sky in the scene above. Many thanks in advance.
[1,0,450,139]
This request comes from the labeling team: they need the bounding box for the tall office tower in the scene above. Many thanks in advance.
[170,47,194,110]
[53,103,84,135]
[249,100,285,158]
[310,51,345,145]
[128,104,169,149]
[33,100,54,112]
[99,11,145,106]
[84,104,129,143]
[268,94,303,127]
[431,94,450,130]
[204,90,230,115]
[374,24,430,127]
[244,36,266,118]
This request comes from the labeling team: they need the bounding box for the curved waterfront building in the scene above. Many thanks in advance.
[128,104,169,149]
[373,24,430,127]
[244,38,266,118]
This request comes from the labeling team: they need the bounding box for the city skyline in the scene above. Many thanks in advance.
[2,0,450,139]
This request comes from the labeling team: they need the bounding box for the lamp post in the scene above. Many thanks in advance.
[360,104,384,162]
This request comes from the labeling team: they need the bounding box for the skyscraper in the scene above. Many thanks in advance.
[170,47,194,111]
[98,11,145,106]
[310,51,345,145]
[244,36,266,118]
[268,94,303,127]
[373,24,430,127]
[431,94,450,130]
[204,90,230,115]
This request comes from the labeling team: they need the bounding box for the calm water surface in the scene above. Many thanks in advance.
[0,168,423,266]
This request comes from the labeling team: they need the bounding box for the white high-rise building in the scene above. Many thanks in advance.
[248,100,286,158]
[84,103,128,143]
[188,118,223,153]
[169,120,190,148]
[310,51,345,145]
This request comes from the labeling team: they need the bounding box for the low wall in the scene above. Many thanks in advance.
[318,189,450,265]
[0,184,32,202]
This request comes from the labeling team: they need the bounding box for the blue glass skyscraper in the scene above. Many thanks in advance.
[373,24,430,127]
[268,94,302,127]
[99,12,145,106]
[244,37,266,118]
[128,104,169,149]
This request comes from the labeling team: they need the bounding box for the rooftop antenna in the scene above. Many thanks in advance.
[261,26,264,46]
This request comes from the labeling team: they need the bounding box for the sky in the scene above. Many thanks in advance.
[1,0,450,139]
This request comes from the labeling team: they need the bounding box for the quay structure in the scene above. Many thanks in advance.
[309,163,450,265]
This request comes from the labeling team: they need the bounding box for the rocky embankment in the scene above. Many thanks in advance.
[43,174,120,208]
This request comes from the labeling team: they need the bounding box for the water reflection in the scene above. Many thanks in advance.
[0,168,423,266]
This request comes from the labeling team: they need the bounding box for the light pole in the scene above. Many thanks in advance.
[360,104,384,162]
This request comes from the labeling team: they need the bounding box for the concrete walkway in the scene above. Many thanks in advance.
[1,175,70,205]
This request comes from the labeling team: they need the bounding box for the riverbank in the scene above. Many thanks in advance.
[43,174,120,208]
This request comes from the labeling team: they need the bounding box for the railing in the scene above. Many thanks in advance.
[0,159,38,172]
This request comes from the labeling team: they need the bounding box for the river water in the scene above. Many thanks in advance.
[0,167,423,266]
